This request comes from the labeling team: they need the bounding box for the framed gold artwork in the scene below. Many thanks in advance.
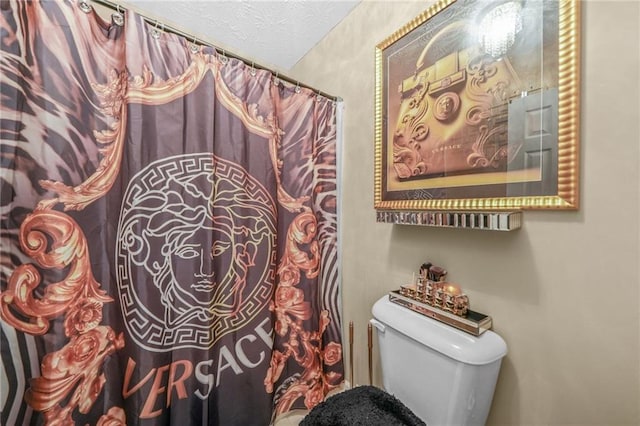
[374,0,580,211]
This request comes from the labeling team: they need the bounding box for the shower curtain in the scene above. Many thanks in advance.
[0,1,343,425]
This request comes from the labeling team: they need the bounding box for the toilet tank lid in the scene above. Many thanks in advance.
[372,295,507,365]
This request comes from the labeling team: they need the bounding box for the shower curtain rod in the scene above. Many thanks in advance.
[84,0,343,102]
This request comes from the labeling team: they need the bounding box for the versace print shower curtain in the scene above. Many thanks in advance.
[0,1,343,424]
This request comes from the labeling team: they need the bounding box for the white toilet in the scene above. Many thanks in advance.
[370,295,507,426]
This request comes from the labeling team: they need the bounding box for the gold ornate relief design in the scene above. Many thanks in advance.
[38,70,129,212]
[392,47,519,179]
[279,210,320,285]
[265,208,342,415]
[24,326,125,425]
[38,52,305,215]
[96,407,127,426]
[0,209,112,335]
[0,208,125,424]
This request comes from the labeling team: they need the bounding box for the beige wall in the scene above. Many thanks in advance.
[291,1,640,424]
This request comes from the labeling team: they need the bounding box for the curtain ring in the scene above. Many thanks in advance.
[294,82,301,94]
[190,36,199,54]
[273,72,280,86]
[316,90,323,101]
[150,20,161,39]
[250,62,256,77]
[79,0,92,13]
[219,49,228,65]
[112,4,124,26]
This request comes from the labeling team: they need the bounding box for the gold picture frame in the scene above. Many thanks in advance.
[374,0,580,211]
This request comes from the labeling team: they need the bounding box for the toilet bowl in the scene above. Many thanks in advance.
[371,295,507,426]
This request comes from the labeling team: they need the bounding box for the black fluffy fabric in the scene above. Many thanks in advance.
[300,386,426,426]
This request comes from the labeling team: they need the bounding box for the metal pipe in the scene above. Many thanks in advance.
[349,321,354,387]
[367,323,373,386]
[83,0,342,102]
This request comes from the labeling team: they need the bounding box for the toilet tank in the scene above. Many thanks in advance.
[371,295,507,426]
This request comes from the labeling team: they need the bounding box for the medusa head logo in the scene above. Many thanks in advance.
[116,154,276,351]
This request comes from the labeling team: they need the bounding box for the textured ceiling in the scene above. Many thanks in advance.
[122,0,360,71]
